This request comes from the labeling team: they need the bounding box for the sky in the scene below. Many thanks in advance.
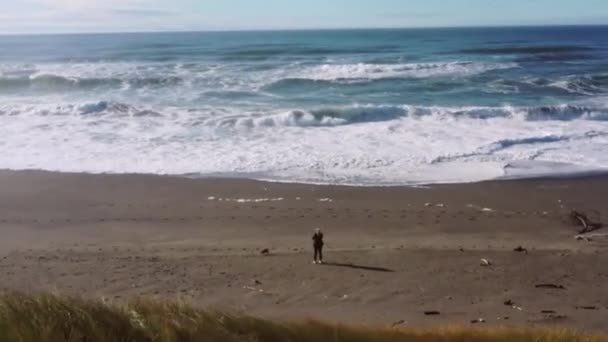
[1,0,607,34]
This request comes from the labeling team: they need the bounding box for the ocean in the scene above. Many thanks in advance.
[0,26,607,185]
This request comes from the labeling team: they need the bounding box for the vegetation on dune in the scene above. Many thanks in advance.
[0,293,604,342]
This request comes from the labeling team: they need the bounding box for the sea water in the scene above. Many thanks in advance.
[1,26,607,185]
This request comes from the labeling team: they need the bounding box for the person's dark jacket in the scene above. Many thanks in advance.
[312,232,324,247]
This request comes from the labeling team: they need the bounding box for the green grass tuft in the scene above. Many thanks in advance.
[0,292,604,342]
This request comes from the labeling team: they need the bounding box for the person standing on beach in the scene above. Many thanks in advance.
[312,228,324,264]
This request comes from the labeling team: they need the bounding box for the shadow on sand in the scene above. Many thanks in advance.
[322,262,395,273]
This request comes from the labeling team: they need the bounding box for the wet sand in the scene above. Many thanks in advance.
[0,170,607,331]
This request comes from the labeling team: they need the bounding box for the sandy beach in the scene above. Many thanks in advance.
[0,170,607,331]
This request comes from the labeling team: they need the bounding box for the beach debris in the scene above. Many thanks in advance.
[498,316,510,321]
[242,286,264,293]
[531,313,569,323]
[470,318,485,324]
[541,310,556,314]
[480,258,491,267]
[318,198,333,203]
[513,246,528,253]
[575,235,593,242]
[260,248,270,255]
[424,311,440,316]
[570,210,603,234]
[436,203,445,208]
[535,283,566,290]
[504,301,523,311]
[208,197,286,203]
[391,320,406,328]
[467,204,494,212]
[425,203,432,207]
[245,197,284,203]
[252,279,262,285]
[575,306,598,310]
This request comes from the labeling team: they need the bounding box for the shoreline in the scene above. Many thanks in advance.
[0,170,607,330]
[3,166,608,188]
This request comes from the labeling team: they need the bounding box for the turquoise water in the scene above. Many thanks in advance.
[0,27,607,184]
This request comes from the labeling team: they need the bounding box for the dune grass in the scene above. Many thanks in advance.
[0,293,604,342]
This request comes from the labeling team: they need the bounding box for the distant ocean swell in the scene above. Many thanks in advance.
[0,60,517,85]
[2,62,607,98]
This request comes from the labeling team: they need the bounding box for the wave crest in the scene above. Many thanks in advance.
[289,61,517,81]
[2,102,608,126]
[0,73,184,92]
[202,104,608,129]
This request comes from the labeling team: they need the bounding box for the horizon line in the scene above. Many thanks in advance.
[2,23,607,37]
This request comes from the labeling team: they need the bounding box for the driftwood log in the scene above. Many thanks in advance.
[570,210,603,234]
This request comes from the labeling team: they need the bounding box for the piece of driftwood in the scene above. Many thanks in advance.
[424,311,440,316]
[570,211,603,234]
[575,306,598,310]
[535,283,566,290]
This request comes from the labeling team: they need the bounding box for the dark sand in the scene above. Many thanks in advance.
[0,170,607,330]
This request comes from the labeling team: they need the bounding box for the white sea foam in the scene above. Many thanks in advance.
[1,99,608,185]
[292,61,518,81]
[206,197,286,203]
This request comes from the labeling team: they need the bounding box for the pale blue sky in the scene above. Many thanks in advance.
[1,0,607,34]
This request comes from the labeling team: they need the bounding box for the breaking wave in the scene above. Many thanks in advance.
[289,61,518,81]
[5,101,607,126]
[226,104,608,128]
[0,74,184,91]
